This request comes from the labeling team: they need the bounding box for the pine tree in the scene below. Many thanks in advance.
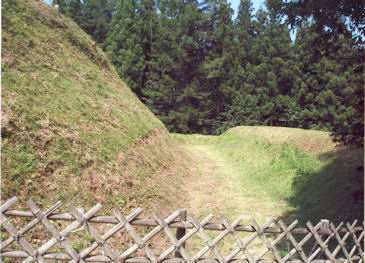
[81,0,116,45]
[214,0,256,133]
[201,0,235,132]
[52,0,68,14]
[294,20,364,146]
[142,0,181,129]
[106,0,146,97]
[171,0,211,133]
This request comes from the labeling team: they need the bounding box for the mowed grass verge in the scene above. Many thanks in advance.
[175,126,363,225]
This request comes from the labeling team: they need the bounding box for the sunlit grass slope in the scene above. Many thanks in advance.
[1,0,188,210]
[177,126,363,223]
[222,126,363,223]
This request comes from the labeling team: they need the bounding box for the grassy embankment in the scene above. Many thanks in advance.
[1,0,362,257]
[1,0,190,212]
[176,126,363,224]
[175,126,362,257]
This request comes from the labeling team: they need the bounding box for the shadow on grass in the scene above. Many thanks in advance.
[273,147,363,260]
[281,147,364,225]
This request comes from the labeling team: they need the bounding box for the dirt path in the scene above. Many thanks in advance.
[181,138,290,223]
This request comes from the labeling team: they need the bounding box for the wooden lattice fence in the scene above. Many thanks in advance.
[1,196,364,262]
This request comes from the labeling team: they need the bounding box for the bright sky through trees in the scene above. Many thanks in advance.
[229,0,265,17]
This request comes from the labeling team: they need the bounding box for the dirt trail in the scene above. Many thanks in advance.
[181,139,290,223]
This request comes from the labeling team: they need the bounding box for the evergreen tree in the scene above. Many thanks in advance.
[106,0,145,97]
[52,0,68,13]
[66,0,84,25]
[294,20,364,146]
[234,5,296,127]
[52,0,116,46]
[142,0,182,129]
[81,0,116,45]
[213,0,256,133]
[201,0,235,133]
[171,0,211,133]
[54,0,363,145]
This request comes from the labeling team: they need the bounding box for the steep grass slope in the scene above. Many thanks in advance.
[1,0,188,210]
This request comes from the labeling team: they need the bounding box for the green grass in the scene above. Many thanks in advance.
[1,0,189,211]
[224,126,363,223]
[175,126,363,224]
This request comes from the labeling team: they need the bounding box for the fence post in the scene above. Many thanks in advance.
[175,209,187,258]
[309,219,330,259]
[319,219,329,259]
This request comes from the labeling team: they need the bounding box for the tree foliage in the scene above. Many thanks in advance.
[52,0,364,147]
[282,0,365,43]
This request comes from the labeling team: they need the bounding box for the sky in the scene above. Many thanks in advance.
[229,0,265,18]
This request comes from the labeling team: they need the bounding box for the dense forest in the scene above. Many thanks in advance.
[53,0,364,147]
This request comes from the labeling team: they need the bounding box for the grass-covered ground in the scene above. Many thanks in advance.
[176,126,363,224]
[2,0,362,258]
[1,0,190,211]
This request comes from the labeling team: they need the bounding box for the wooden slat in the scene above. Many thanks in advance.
[30,202,102,259]
[79,207,142,260]
[0,211,40,262]
[153,210,191,262]
[1,196,364,263]
[306,221,335,262]
[278,220,308,263]
[26,200,80,263]
[68,204,119,262]
[119,209,182,261]
[175,209,187,258]
[0,197,18,213]
[2,250,364,263]
[329,222,351,261]
[113,207,157,262]
[160,214,214,261]
[3,210,364,235]
[347,220,364,258]
[222,216,254,263]
[190,213,225,263]
[1,201,62,250]
[251,218,283,263]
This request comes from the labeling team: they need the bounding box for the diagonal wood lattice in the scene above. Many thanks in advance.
[1,197,364,262]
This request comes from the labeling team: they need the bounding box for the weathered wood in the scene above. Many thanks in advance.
[346,220,364,258]
[190,213,225,263]
[1,196,364,263]
[113,207,157,262]
[175,209,187,258]
[0,196,18,213]
[26,200,80,263]
[279,219,309,263]
[307,221,335,262]
[223,216,254,263]
[0,200,62,251]
[3,210,363,235]
[153,210,191,262]
[79,207,142,260]
[68,203,119,262]
[329,222,351,261]
[1,251,362,263]
[251,218,283,263]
